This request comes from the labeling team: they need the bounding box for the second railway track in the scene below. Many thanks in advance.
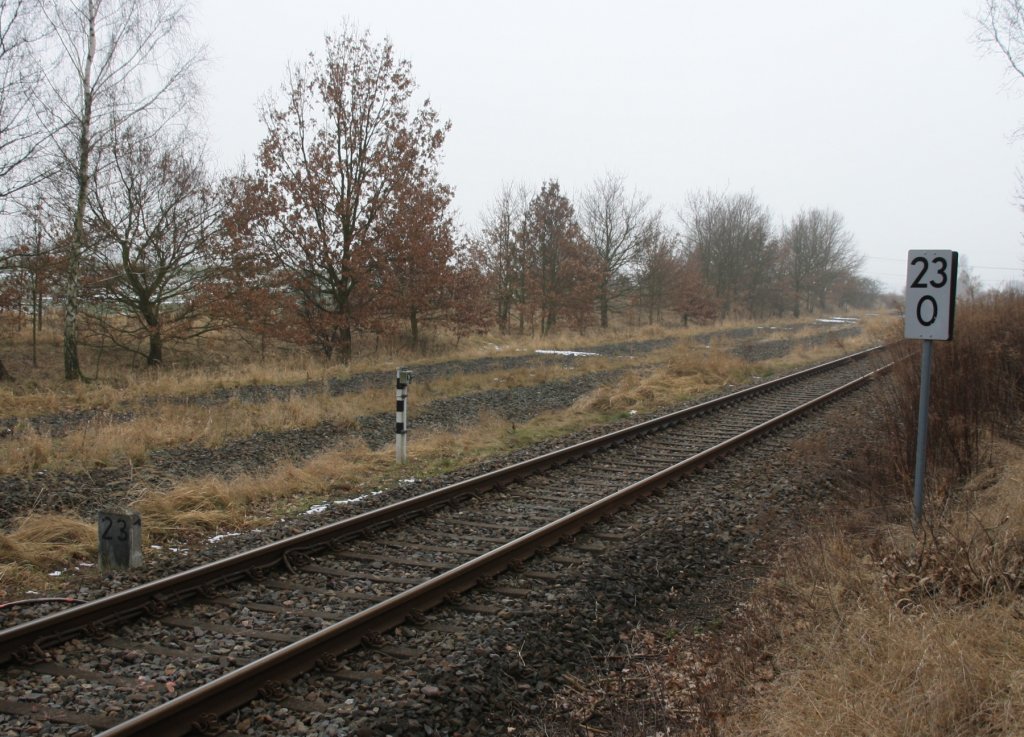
[0,347,889,736]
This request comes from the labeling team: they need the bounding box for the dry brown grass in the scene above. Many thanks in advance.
[735,604,1024,736]
[0,439,396,588]
[0,319,681,416]
[0,514,96,565]
[0,359,620,475]
[573,324,876,417]
[0,313,886,593]
[526,297,1022,737]
[132,440,394,536]
[526,445,1024,737]
[0,331,641,474]
[574,346,751,415]
[726,445,1024,737]
[875,293,1024,493]
[0,386,389,474]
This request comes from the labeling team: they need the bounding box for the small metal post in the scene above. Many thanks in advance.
[396,368,411,464]
[912,339,933,528]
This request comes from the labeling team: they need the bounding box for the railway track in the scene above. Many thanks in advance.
[0,347,888,736]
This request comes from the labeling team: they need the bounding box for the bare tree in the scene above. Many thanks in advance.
[632,214,680,325]
[833,274,882,310]
[479,182,529,333]
[977,0,1024,85]
[85,123,222,366]
[0,0,50,206]
[977,1,1024,256]
[957,258,985,301]
[781,208,862,316]
[41,0,204,379]
[578,173,650,328]
[7,198,57,371]
[682,190,776,318]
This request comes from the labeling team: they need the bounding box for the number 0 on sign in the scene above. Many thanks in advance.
[905,250,958,340]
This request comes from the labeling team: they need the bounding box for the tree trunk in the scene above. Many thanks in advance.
[147,330,163,367]
[31,283,38,369]
[543,307,557,336]
[64,8,98,381]
[409,306,419,349]
[63,262,82,380]
[337,324,352,363]
[143,306,163,366]
[64,201,84,379]
[497,299,509,334]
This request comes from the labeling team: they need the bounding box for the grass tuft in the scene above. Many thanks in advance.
[0,514,96,570]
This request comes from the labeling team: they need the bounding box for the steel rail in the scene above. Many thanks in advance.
[95,364,887,737]
[0,346,886,663]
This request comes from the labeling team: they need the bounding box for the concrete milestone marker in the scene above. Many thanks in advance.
[98,511,143,570]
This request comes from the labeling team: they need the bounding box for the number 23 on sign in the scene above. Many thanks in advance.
[905,250,958,341]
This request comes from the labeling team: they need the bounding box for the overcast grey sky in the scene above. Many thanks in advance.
[195,0,1023,293]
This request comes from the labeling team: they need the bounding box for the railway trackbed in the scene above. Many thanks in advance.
[0,347,890,736]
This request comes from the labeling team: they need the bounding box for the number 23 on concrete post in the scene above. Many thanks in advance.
[905,250,958,526]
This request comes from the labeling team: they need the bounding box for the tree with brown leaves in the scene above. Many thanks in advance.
[520,181,599,335]
[234,25,451,362]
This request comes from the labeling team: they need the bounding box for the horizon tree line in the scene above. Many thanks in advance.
[0,0,881,379]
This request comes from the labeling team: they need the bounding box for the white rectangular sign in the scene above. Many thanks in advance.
[904,250,958,340]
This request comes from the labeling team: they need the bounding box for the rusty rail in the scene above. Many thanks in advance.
[0,346,885,663]
[96,364,886,737]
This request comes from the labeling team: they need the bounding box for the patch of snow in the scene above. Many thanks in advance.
[306,490,386,515]
[534,349,599,357]
[48,571,62,577]
[207,532,242,543]
[340,490,385,505]
[816,317,859,324]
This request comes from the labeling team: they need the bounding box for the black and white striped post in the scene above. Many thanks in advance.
[395,368,413,464]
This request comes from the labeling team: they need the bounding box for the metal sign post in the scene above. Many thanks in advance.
[904,250,958,527]
[911,339,933,525]
[395,368,413,464]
